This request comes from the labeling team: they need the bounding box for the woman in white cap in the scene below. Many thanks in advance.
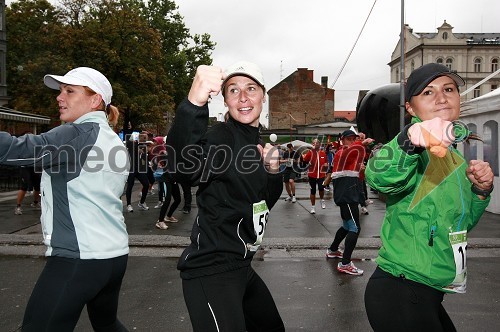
[168,61,285,331]
[0,67,130,331]
[364,63,494,331]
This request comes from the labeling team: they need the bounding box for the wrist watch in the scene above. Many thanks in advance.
[471,184,494,197]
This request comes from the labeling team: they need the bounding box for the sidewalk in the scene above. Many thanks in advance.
[1,182,500,331]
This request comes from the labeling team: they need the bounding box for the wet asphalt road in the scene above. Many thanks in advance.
[1,182,499,331]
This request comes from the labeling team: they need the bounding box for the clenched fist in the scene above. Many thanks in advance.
[467,160,494,191]
[188,65,226,107]
[408,117,455,157]
[258,143,280,173]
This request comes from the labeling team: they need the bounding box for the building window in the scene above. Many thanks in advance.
[437,58,443,64]
[492,84,498,91]
[483,121,499,176]
[492,58,499,72]
[443,32,448,40]
[445,58,453,70]
[410,60,415,72]
[464,123,477,162]
[474,87,481,98]
[474,58,482,72]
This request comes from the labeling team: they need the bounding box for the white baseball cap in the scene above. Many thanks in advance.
[44,67,113,107]
[223,61,265,89]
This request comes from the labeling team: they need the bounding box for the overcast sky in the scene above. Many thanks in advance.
[175,0,500,125]
[6,0,499,125]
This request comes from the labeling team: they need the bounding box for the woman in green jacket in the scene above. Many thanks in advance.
[364,63,494,331]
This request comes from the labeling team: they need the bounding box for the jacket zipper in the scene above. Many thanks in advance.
[428,225,436,246]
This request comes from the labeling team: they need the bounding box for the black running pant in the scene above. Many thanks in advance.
[179,180,192,211]
[159,181,181,220]
[182,266,285,332]
[22,255,128,332]
[125,172,149,205]
[365,266,456,332]
[329,203,361,264]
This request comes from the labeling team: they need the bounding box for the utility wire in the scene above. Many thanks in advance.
[330,0,378,88]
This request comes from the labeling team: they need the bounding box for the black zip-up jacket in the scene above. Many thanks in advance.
[167,99,283,279]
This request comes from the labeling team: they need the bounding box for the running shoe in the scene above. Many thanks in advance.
[155,221,168,230]
[284,196,292,201]
[326,248,343,259]
[14,207,22,215]
[310,207,316,214]
[361,207,369,215]
[154,201,163,209]
[291,196,297,203]
[337,262,364,276]
[30,202,41,209]
[321,200,326,209]
[166,216,178,223]
[127,205,134,212]
[138,202,149,210]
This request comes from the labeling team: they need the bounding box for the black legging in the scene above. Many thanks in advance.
[125,172,149,205]
[365,267,457,332]
[157,178,166,202]
[22,255,128,332]
[179,180,192,211]
[158,180,181,220]
[146,166,155,186]
[182,266,284,332]
[328,202,361,264]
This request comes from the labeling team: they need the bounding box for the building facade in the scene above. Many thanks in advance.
[267,68,335,130]
[0,0,7,105]
[389,20,500,102]
[460,89,500,213]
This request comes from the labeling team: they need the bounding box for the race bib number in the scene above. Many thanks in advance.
[247,200,269,252]
[286,158,293,167]
[444,230,467,293]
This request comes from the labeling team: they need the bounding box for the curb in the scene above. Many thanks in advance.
[2,234,500,250]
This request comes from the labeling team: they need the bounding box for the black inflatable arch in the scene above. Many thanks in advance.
[356,83,410,144]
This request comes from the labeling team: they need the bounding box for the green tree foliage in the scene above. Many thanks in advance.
[6,0,215,132]
[138,0,215,106]
[6,0,67,119]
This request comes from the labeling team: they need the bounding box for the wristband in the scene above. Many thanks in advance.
[471,184,494,197]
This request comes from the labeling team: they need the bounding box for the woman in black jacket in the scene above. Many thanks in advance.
[167,61,284,332]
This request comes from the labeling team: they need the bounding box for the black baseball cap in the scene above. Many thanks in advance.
[340,130,359,139]
[405,63,465,102]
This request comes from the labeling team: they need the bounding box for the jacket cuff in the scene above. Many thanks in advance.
[397,124,425,155]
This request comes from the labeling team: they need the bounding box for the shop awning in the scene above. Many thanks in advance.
[0,106,51,124]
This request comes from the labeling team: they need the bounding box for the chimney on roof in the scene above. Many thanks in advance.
[321,76,328,88]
